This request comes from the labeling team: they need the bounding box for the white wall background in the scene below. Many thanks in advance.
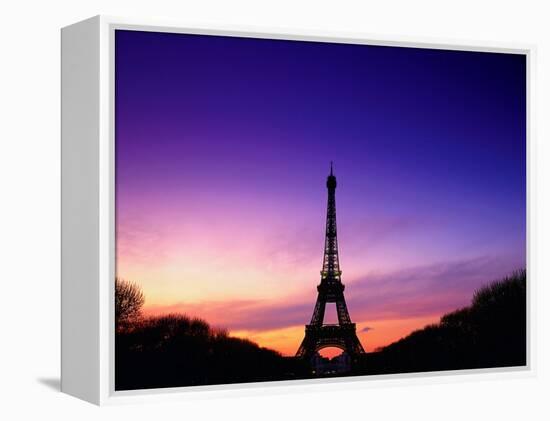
[1,0,548,419]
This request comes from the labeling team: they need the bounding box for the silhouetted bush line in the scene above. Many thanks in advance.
[116,270,526,390]
[360,269,526,375]
[115,314,309,390]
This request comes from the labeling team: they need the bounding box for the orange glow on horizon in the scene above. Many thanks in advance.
[228,314,441,356]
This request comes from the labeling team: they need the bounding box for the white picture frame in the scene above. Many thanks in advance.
[61,15,534,405]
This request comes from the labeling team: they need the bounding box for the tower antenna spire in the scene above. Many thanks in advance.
[330,161,333,176]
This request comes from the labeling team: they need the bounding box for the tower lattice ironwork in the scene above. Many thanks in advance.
[296,164,365,359]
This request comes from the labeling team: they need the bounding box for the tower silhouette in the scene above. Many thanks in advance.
[296,163,365,359]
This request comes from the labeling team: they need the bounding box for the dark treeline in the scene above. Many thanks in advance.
[116,270,526,390]
[115,314,309,390]
[361,269,526,374]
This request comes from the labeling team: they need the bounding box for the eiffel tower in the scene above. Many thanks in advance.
[296,163,365,360]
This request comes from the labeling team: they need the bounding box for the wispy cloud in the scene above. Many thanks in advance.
[144,253,525,333]
[344,253,525,321]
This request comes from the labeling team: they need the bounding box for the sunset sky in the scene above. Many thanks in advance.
[115,30,526,355]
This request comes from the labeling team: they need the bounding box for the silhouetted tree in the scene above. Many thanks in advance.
[115,278,144,332]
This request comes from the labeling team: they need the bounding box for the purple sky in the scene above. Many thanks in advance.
[115,30,526,353]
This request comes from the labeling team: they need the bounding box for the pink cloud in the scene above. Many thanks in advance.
[144,253,525,333]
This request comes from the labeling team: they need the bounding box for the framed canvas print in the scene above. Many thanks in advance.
[61,16,532,405]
